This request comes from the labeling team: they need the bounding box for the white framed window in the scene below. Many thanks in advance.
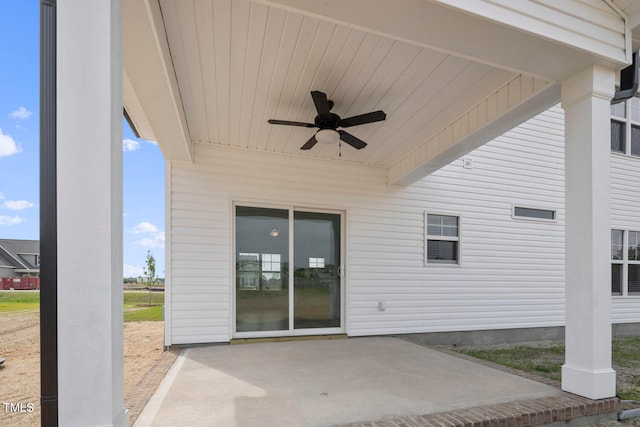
[261,253,281,272]
[425,213,459,265]
[512,206,556,221]
[309,257,325,268]
[611,229,640,296]
[611,95,640,156]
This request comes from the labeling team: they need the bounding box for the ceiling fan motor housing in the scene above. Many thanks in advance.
[315,113,341,130]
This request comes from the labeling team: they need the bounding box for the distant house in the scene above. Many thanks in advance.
[0,239,40,278]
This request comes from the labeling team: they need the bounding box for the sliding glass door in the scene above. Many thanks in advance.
[235,205,342,336]
[293,211,341,329]
[235,206,289,332]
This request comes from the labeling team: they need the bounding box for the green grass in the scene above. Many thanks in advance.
[0,290,164,321]
[123,305,164,321]
[0,302,39,313]
[459,345,564,382]
[455,338,640,400]
[0,291,40,304]
[0,291,40,313]
[123,291,164,306]
[613,337,640,400]
[123,291,164,322]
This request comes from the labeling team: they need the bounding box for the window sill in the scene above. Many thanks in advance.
[611,151,640,159]
[425,262,461,268]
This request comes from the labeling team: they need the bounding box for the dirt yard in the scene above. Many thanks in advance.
[0,311,166,426]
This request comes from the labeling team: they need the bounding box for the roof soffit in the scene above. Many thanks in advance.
[124,0,631,186]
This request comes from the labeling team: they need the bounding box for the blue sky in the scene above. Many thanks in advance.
[0,1,165,278]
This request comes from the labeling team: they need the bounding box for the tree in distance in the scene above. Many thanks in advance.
[143,250,156,288]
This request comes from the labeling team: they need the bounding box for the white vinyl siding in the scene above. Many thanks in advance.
[167,103,640,344]
[167,106,570,344]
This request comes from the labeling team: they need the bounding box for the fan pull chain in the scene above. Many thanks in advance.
[339,141,342,157]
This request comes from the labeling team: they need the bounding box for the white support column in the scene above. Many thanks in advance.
[57,1,128,426]
[561,65,616,400]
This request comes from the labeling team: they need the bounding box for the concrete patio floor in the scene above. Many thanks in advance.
[133,337,583,427]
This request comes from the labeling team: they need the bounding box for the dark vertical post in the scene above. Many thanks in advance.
[39,1,58,425]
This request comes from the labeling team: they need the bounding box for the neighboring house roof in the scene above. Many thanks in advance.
[0,250,14,268]
[0,239,40,275]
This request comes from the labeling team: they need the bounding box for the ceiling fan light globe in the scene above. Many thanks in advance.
[316,129,340,144]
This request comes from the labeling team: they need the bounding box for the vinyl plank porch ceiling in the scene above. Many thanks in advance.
[159,0,519,167]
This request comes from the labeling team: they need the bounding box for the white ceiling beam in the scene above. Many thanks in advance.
[123,0,192,163]
[388,76,559,187]
[438,0,629,63]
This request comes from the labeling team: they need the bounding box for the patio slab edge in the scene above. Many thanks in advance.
[230,334,348,345]
[341,395,620,427]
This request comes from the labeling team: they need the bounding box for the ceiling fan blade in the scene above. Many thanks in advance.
[268,119,316,128]
[300,134,318,150]
[310,91,331,115]
[339,110,386,128]
[338,130,367,149]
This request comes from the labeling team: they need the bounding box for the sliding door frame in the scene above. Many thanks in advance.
[232,201,345,339]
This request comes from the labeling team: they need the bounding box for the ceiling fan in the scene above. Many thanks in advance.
[267,91,386,151]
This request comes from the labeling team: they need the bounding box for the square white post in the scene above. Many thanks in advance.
[57,1,128,425]
[561,65,616,400]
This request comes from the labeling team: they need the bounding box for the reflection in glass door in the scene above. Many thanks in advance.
[235,206,342,335]
[294,211,341,329]
[235,206,289,332]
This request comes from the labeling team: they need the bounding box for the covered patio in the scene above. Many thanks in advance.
[44,1,640,425]
[133,337,616,427]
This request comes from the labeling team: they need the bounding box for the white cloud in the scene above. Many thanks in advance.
[9,107,32,120]
[132,222,158,234]
[0,129,22,158]
[2,200,34,210]
[123,138,140,152]
[135,232,165,249]
[0,216,24,226]
[0,193,4,200]
[123,264,144,278]
[131,222,165,248]
[123,138,158,151]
